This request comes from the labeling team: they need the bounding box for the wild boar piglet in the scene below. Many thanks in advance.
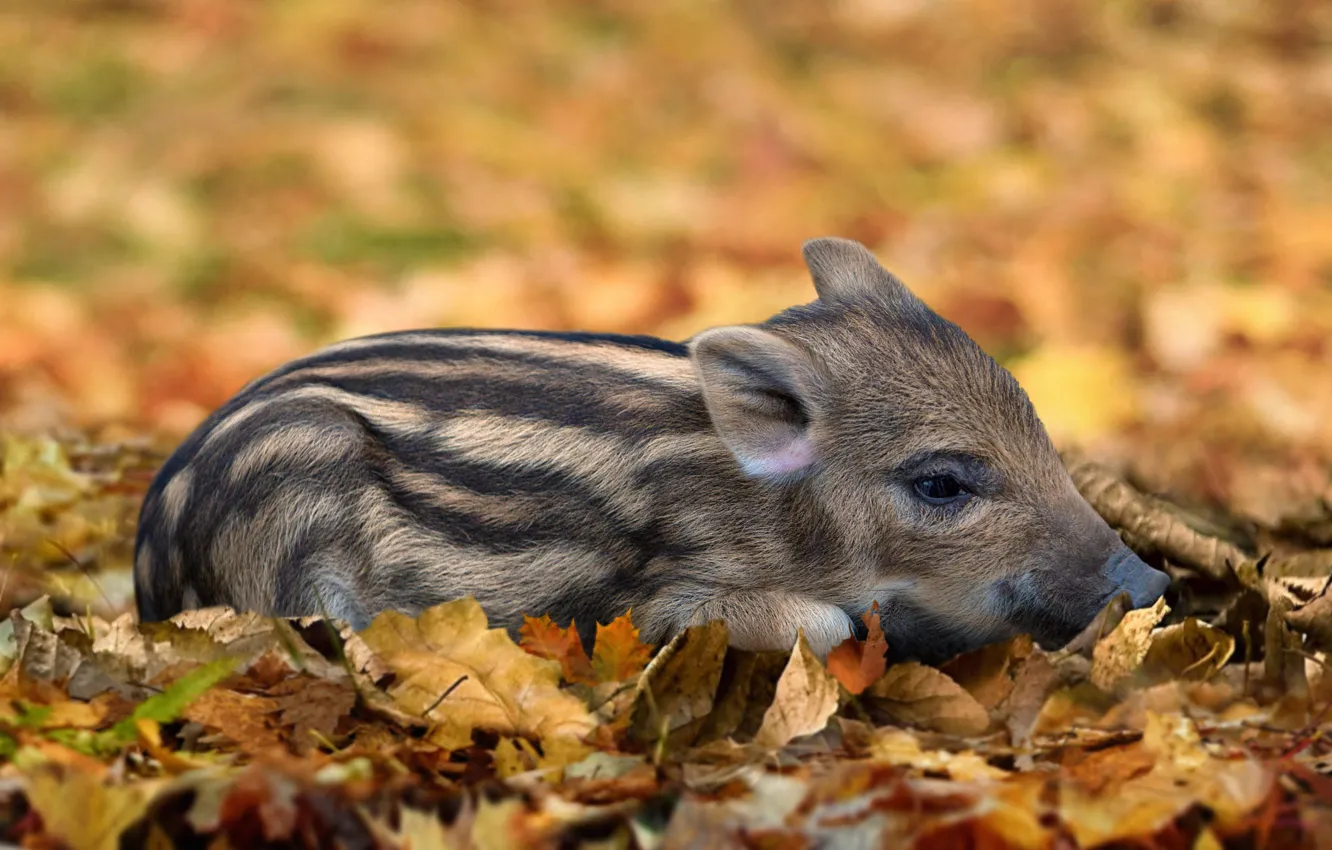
[134,237,1170,662]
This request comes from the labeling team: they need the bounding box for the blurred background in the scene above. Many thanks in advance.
[1,0,1331,613]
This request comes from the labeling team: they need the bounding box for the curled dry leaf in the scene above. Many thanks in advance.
[1140,618,1234,683]
[359,597,595,750]
[862,662,989,736]
[754,633,840,748]
[1283,579,1332,650]
[1089,597,1170,692]
[825,601,888,695]
[629,620,728,747]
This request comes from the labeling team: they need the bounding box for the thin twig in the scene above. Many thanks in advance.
[424,675,469,717]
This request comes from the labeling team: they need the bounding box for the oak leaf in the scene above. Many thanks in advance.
[518,614,594,684]
[825,601,888,695]
[360,597,595,750]
[754,632,840,747]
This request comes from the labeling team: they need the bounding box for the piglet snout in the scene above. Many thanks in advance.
[1101,547,1170,609]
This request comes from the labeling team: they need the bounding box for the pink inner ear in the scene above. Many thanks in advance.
[739,435,814,479]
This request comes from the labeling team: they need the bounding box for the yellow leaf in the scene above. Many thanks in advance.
[1090,596,1170,692]
[360,598,594,750]
[754,632,840,748]
[25,767,157,850]
[863,662,989,735]
[867,728,1008,781]
[493,736,539,779]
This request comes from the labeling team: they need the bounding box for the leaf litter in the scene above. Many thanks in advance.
[0,435,1331,848]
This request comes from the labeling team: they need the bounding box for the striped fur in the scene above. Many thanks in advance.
[135,238,1169,661]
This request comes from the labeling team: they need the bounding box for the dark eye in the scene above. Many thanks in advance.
[912,475,969,505]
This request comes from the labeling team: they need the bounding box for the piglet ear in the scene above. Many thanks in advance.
[689,326,824,480]
[802,236,914,307]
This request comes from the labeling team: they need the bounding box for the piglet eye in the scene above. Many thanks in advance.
[912,475,968,504]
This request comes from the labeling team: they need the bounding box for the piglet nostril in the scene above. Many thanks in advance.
[1102,547,1171,609]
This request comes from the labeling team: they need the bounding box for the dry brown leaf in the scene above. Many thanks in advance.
[360,597,594,750]
[940,634,1034,710]
[1140,617,1234,682]
[267,676,356,750]
[1284,582,1332,650]
[184,688,285,751]
[754,633,840,748]
[862,662,989,736]
[1089,596,1170,691]
[629,620,729,747]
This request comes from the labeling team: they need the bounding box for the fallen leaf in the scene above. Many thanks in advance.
[825,601,887,695]
[591,610,653,683]
[267,675,356,751]
[360,598,595,749]
[940,633,1033,710]
[518,613,594,685]
[24,767,157,850]
[754,633,840,747]
[1285,582,1332,650]
[863,662,990,736]
[184,688,284,751]
[1140,617,1234,682]
[629,620,729,747]
[867,728,1008,781]
[1089,596,1170,691]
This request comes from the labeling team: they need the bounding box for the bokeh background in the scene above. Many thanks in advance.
[2,0,1332,601]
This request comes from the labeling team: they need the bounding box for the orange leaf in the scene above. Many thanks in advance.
[591,610,653,683]
[519,614,595,684]
[827,602,888,695]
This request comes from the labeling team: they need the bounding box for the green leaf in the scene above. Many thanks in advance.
[104,657,238,746]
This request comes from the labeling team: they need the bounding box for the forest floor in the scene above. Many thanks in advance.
[2,2,1332,847]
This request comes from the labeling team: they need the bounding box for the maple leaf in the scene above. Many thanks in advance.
[518,613,595,684]
[360,597,595,749]
[591,610,652,683]
[825,602,887,695]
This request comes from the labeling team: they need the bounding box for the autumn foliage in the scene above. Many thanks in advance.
[2,0,1332,847]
